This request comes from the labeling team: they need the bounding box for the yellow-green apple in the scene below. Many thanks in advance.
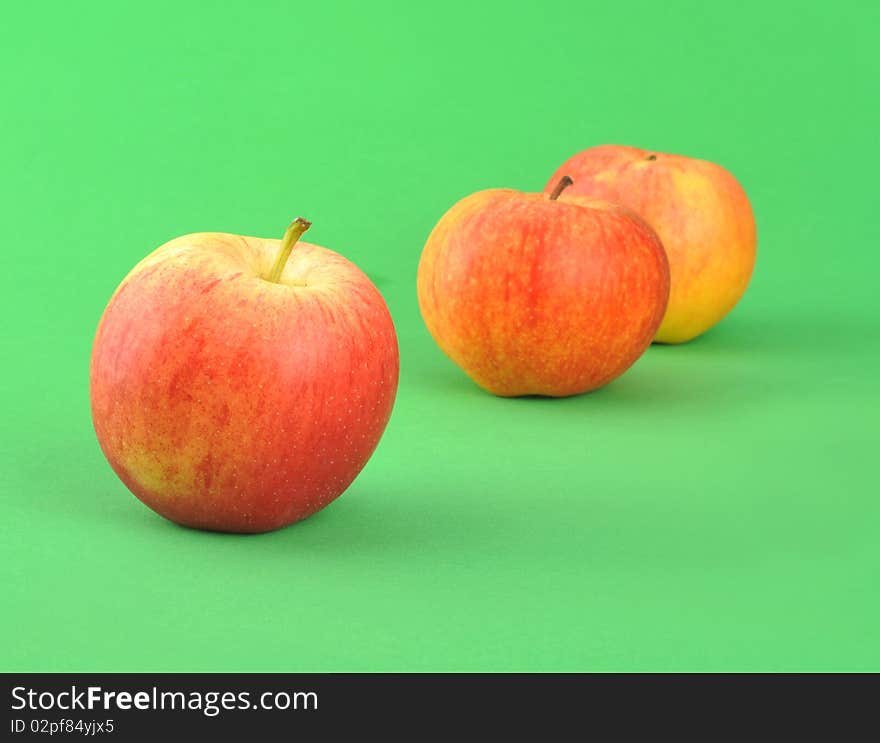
[545,145,756,343]
[90,219,399,533]
[417,178,670,397]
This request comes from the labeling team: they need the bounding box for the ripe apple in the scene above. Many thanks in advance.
[90,219,399,533]
[545,145,757,343]
[417,178,670,397]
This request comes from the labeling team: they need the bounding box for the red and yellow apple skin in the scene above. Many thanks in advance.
[90,229,399,534]
[545,145,756,344]
[417,188,670,397]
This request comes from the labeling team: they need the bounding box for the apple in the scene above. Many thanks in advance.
[545,145,757,343]
[90,218,399,533]
[417,178,670,397]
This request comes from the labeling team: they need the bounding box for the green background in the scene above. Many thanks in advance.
[2,1,878,671]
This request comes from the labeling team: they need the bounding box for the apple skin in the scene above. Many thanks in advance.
[417,188,670,397]
[545,145,756,344]
[90,231,399,534]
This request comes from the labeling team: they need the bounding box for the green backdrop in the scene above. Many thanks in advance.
[2,1,878,671]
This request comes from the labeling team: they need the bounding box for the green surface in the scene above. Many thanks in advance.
[2,1,878,671]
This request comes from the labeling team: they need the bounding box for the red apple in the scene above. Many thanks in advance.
[90,219,399,533]
[417,178,670,397]
[545,145,757,343]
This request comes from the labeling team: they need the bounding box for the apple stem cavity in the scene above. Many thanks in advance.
[548,176,574,201]
[266,217,312,283]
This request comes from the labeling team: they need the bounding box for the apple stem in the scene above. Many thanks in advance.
[266,217,312,283]
[548,176,573,201]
